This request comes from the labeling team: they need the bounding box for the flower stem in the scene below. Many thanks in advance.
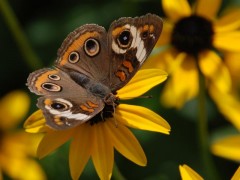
[0,0,42,70]
[112,163,126,180]
[197,61,219,180]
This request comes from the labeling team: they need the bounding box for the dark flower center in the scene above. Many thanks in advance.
[171,15,214,55]
[89,99,119,125]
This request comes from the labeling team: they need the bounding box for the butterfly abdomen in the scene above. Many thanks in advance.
[69,71,111,99]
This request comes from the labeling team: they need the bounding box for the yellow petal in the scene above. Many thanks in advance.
[162,0,191,22]
[2,131,43,157]
[232,166,240,180]
[105,120,147,166]
[195,0,222,20]
[117,69,167,99]
[199,51,231,93]
[209,85,240,130]
[161,55,198,108]
[18,159,46,180]
[143,48,184,75]
[24,110,51,133]
[179,164,204,180]
[214,31,240,52]
[37,128,73,158]
[164,52,187,74]
[0,134,46,180]
[214,8,240,32]
[1,156,46,180]
[0,90,30,130]
[156,19,173,46]
[116,104,170,134]
[143,48,175,71]
[224,52,240,85]
[211,135,240,161]
[91,122,113,180]
[69,124,91,180]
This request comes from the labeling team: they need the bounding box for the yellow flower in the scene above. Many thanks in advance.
[0,90,46,180]
[24,69,170,180]
[179,164,240,180]
[144,0,240,108]
[179,164,203,180]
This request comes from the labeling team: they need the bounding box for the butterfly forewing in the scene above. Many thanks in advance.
[55,24,110,84]
[107,13,163,91]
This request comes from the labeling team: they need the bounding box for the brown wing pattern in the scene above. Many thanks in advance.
[27,68,104,130]
[107,13,163,91]
[55,24,110,85]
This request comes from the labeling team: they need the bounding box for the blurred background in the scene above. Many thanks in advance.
[1,0,240,179]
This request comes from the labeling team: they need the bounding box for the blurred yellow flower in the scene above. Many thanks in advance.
[210,52,240,162]
[0,90,46,180]
[144,0,240,108]
[24,69,170,180]
[208,52,240,131]
[179,164,240,180]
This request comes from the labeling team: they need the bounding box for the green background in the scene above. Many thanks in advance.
[1,0,240,179]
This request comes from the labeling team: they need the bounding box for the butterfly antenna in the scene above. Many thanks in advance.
[122,95,153,99]
[139,95,153,98]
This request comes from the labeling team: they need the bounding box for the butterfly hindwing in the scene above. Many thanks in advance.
[27,68,104,130]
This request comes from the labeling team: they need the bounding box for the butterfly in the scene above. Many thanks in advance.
[27,13,163,130]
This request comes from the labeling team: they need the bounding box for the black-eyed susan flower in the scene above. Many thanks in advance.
[144,0,240,109]
[179,164,240,180]
[0,90,46,180]
[142,1,240,177]
[24,69,170,180]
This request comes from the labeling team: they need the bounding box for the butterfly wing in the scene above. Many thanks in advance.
[27,68,104,130]
[54,14,163,91]
[55,24,110,85]
[107,13,163,91]
[27,14,163,129]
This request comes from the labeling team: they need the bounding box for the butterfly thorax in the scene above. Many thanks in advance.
[68,70,118,105]
[69,71,120,124]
